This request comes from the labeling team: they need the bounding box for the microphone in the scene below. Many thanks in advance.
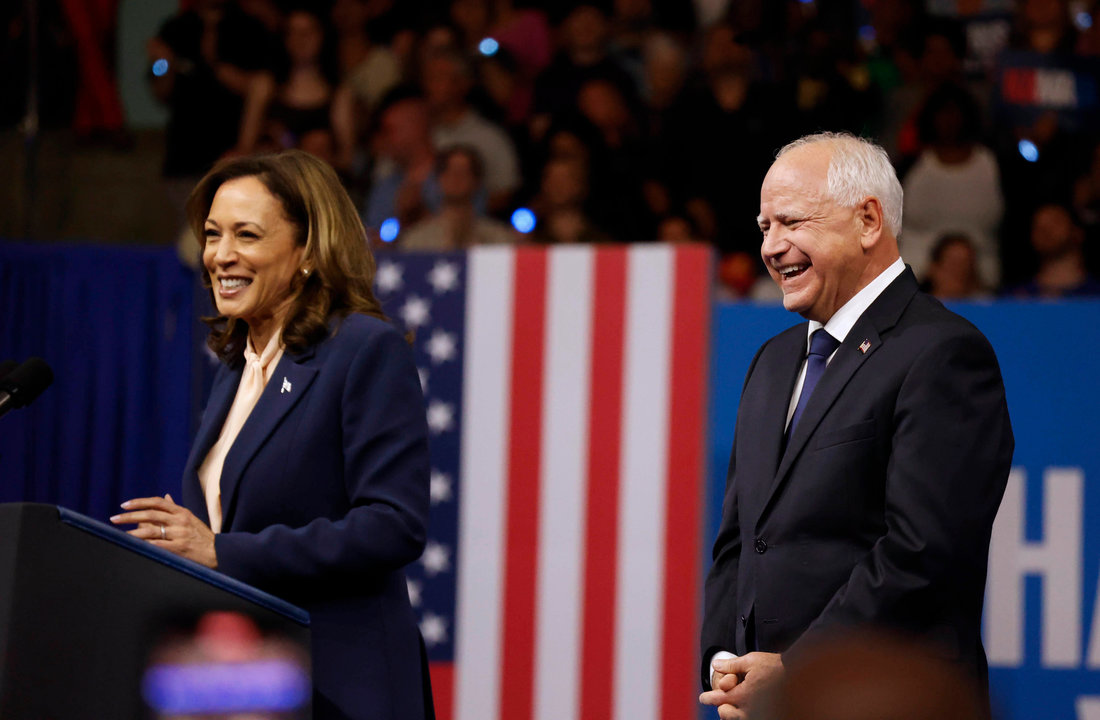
[0,357,54,419]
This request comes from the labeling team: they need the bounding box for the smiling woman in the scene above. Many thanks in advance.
[110,150,434,720]
[202,176,306,350]
[186,151,386,363]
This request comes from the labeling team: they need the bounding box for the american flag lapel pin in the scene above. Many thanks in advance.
[859,339,872,354]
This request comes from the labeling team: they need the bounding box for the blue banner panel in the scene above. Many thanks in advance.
[707,299,1100,720]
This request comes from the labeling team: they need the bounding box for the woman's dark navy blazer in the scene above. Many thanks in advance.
[181,313,432,720]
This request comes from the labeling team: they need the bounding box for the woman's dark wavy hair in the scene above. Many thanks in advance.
[187,150,386,365]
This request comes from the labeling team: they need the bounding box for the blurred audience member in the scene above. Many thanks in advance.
[400,145,515,250]
[641,32,691,214]
[770,631,988,720]
[641,32,689,117]
[716,251,760,300]
[410,22,462,83]
[863,0,922,98]
[922,233,990,300]
[363,97,436,235]
[885,17,969,166]
[530,4,639,142]
[1077,4,1100,55]
[903,83,1003,288]
[422,48,521,213]
[787,19,879,137]
[1008,204,1100,297]
[450,0,552,122]
[576,78,655,242]
[530,157,610,244]
[672,59,785,255]
[236,9,356,171]
[150,0,277,263]
[472,47,526,137]
[1011,0,1078,54]
[332,0,401,126]
[655,214,700,244]
[1073,142,1100,266]
[997,115,1087,286]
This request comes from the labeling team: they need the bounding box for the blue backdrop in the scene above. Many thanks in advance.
[707,299,1100,720]
[0,243,200,520]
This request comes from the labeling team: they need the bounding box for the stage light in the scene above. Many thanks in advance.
[380,218,400,243]
[479,38,500,56]
[511,208,536,234]
[1018,139,1040,163]
[152,58,169,77]
[1076,11,1093,30]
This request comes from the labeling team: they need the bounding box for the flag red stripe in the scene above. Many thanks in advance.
[578,247,628,720]
[661,247,710,717]
[499,248,548,720]
[429,662,454,720]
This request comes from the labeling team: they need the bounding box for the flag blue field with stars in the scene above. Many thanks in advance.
[374,252,466,662]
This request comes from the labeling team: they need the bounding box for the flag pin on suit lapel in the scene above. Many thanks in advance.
[281,377,292,394]
[859,340,872,354]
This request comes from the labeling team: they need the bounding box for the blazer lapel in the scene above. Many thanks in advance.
[758,329,807,480]
[743,327,807,527]
[757,268,920,527]
[218,347,319,529]
[181,368,240,525]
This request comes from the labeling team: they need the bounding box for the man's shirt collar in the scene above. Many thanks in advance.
[806,257,906,347]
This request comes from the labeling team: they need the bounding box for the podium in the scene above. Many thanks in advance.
[0,503,311,719]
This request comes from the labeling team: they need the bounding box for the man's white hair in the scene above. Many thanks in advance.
[777,132,903,238]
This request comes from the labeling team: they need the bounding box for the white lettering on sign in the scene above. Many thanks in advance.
[985,467,1083,668]
[1077,696,1100,720]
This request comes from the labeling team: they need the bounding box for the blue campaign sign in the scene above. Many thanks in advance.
[706,299,1100,720]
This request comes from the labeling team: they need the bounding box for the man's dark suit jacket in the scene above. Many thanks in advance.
[701,268,1013,691]
[182,313,432,720]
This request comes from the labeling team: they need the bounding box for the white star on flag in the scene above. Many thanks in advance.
[420,541,451,576]
[417,367,429,394]
[400,295,431,329]
[430,470,453,505]
[375,260,404,294]
[426,400,455,434]
[419,611,448,647]
[425,328,457,364]
[427,260,460,294]
[406,578,422,607]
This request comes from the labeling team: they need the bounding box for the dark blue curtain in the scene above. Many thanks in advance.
[0,242,202,523]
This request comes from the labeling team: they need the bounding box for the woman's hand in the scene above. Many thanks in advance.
[111,494,218,569]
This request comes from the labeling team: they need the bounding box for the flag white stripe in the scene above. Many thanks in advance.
[613,246,673,720]
[455,246,515,720]
[534,248,594,720]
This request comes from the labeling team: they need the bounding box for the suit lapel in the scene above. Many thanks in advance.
[756,268,920,528]
[742,326,807,526]
[182,367,240,525]
[758,328,807,480]
[219,347,319,529]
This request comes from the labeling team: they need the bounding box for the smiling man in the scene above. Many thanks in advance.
[699,132,1014,720]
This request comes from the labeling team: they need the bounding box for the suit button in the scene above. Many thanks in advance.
[740,614,747,626]
[754,538,768,554]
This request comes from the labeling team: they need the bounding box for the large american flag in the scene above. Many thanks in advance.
[376,244,711,720]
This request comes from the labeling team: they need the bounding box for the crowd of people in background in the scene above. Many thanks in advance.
[7,0,1100,299]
